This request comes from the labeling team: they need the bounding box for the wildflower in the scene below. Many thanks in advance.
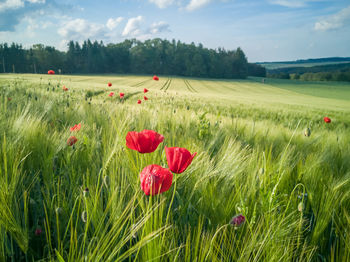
[144,96,148,100]
[137,99,141,104]
[153,75,159,81]
[126,129,164,154]
[144,88,149,93]
[48,70,55,75]
[108,92,114,97]
[70,123,81,132]
[120,92,125,99]
[324,117,331,123]
[108,82,112,87]
[63,85,68,91]
[7,97,12,101]
[230,214,245,227]
[165,147,197,174]
[140,164,173,195]
[67,136,78,146]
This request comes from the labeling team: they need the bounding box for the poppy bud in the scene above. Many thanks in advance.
[81,211,87,223]
[83,187,89,197]
[304,128,311,137]
[56,207,63,214]
[230,214,245,228]
[298,202,305,212]
[35,228,42,236]
[103,175,110,188]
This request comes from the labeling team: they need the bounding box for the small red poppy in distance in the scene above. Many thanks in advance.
[67,136,78,146]
[63,85,68,91]
[35,228,43,236]
[108,82,112,87]
[324,117,331,123]
[108,92,114,97]
[137,99,142,104]
[7,97,12,101]
[230,214,246,227]
[165,147,197,174]
[144,96,148,101]
[153,75,159,81]
[140,164,173,195]
[70,123,81,132]
[126,129,164,153]
[48,70,55,75]
[120,92,125,99]
[144,88,149,93]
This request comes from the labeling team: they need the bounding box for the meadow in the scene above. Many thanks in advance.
[0,73,350,261]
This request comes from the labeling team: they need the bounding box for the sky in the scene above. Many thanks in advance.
[0,0,349,62]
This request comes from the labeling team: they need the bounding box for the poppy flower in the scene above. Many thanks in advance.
[324,117,331,123]
[140,164,173,195]
[108,92,114,97]
[63,85,68,91]
[126,129,164,154]
[165,147,197,174]
[137,99,142,104]
[230,214,245,227]
[108,82,112,87]
[48,70,55,75]
[70,123,81,132]
[120,92,125,99]
[67,136,78,146]
[144,96,148,101]
[153,75,159,81]
[7,97,12,101]
[35,228,42,236]
[144,88,149,93]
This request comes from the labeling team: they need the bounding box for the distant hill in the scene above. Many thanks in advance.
[257,57,350,70]
[267,62,350,74]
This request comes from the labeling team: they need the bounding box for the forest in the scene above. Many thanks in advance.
[0,39,266,79]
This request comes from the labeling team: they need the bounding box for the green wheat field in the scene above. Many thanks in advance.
[1,73,350,261]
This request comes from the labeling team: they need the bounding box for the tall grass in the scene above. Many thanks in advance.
[0,75,349,261]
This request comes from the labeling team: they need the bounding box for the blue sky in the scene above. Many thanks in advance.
[0,0,349,62]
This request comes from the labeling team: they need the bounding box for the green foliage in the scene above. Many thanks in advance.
[0,74,349,261]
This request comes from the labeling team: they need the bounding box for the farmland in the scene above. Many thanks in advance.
[1,73,350,261]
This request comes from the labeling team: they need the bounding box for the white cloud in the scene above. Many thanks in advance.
[269,0,323,8]
[122,16,143,37]
[106,17,124,30]
[26,0,45,3]
[148,0,174,8]
[58,18,106,40]
[0,0,24,12]
[149,21,170,34]
[186,0,212,11]
[314,6,350,31]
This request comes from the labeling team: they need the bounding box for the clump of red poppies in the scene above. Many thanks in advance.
[126,129,196,195]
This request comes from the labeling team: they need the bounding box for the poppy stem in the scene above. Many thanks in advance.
[161,176,177,243]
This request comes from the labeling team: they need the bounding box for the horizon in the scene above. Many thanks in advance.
[0,0,350,62]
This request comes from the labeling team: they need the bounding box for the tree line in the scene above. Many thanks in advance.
[0,39,265,79]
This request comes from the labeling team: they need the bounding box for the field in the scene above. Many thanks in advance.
[1,73,350,261]
[258,61,350,70]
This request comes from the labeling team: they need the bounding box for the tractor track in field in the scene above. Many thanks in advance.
[160,78,172,91]
[184,79,197,92]
[131,79,151,87]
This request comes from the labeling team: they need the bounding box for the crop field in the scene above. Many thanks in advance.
[0,73,350,261]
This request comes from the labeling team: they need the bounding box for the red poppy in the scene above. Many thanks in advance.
[165,147,197,174]
[153,75,159,81]
[140,164,173,195]
[230,214,245,227]
[7,97,12,101]
[67,136,78,146]
[70,123,81,132]
[108,82,112,87]
[144,88,149,93]
[126,129,164,153]
[324,117,331,123]
[137,99,142,104]
[63,85,68,91]
[108,92,114,97]
[48,70,55,75]
[120,92,125,99]
[144,96,148,100]
[35,228,42,236]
